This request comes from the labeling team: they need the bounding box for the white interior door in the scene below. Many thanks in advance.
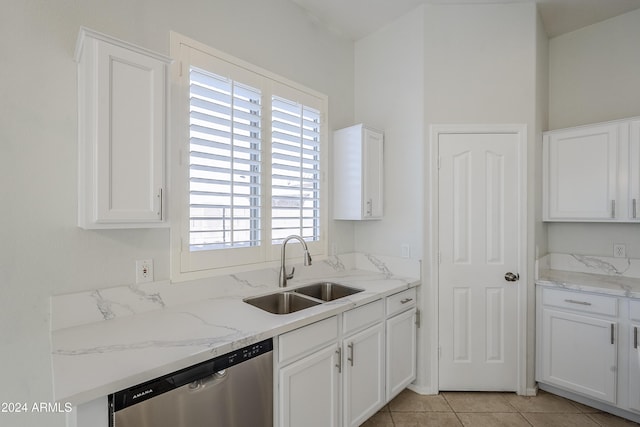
[438,132,520,391]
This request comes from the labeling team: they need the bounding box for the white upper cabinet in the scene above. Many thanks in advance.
[628,120,640,221]
[543,117,640,222]
[333,124,384,220]
[76,27,171,229]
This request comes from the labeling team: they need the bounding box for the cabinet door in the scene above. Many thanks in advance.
[94,41,165,224]
[545,124,619,221]
[386,308,417,400]
[279,344,340,427]
[333,124,383,220]
[630,322,640,412]
[363,128,383,219]
[540,308,617,403]
[628,121,640,221]
[343,322,385,427]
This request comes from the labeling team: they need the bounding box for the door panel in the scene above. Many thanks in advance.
[438,132,519,391]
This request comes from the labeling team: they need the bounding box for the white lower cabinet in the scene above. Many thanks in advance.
[277,289,418,427]
[278,343,340,427]
[629,321,640,412]
[386,308,417,400]
[539,308,617,403]
[537,287,620,406]
[342,323,385,427]
[629,301,640,412]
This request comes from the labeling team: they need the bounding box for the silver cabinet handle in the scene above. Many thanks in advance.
[634,199,638,219]
[335,347,342,373]
[611,324,615,345]
[564,299,592,306]
[400,298,413,304]
[611,200,616,218]
[635,326,638,350]
[366,199,373,216]
[347,342,354,366]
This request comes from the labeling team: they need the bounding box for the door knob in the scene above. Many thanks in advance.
[504,272,519,282]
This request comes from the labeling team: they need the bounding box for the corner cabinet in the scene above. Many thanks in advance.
[75,27,171,229]
[333,124,384,220]
[543,117,640,222]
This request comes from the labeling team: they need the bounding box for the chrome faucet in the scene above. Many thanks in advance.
[279,235,312,287]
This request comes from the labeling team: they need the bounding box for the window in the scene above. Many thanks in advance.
[171,34,327,279]
[188,68,262,251]
[271,96,321,244]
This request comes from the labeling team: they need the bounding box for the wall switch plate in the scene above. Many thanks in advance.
[401,244,410,259]
[136,259,153,283]
[614,244,626,258]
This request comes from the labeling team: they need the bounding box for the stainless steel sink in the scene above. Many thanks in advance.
[244,292,321,315]
[293,282,363,301]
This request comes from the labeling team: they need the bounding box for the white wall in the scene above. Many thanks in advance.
[547,8,640,258]
[354,2,542,393]
[548,8,640,130]
[423,1,540,394]
[0,1,353,426]
[532,7,549,395]
[353,7,425,260]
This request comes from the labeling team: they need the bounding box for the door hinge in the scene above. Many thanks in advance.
[415,309,421,328]
[438,346,442,360]
[438,156,441,170]
[438,252,442,264]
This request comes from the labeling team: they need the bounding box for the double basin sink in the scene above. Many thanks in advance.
[244,282,363,315]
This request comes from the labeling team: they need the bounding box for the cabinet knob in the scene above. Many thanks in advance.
[504,272,519,282]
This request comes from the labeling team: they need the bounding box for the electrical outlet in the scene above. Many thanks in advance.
[136,259,153,283]
[614,244,626,258]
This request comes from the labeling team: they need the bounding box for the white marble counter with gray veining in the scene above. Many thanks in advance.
[51,254,420,407]
[536,268,640,299]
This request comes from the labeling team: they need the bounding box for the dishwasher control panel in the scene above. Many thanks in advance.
[225,341,271,367]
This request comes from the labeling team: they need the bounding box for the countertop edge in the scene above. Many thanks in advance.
[535,268,640,299]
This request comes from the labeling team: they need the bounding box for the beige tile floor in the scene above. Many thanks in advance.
[362,390,640,427]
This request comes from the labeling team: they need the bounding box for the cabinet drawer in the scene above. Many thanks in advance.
[630,300,640,322]
[386,288,417,317]
[343,300,384,335]
[542,288,617,317]
[279,316,338,364]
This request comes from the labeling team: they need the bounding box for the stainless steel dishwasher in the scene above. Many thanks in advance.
[109,338,273,427]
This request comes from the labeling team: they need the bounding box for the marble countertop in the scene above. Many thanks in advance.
[52,270,419,406]
[536,268,640,299]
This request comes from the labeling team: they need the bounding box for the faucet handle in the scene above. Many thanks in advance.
[286,266,295,280]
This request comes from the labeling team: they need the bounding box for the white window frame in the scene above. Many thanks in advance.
[170,33,328,281]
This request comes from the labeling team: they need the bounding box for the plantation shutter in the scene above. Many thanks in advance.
[189,67,262,251]
[271,96,321,244]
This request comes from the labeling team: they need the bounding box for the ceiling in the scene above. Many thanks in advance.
[291,0,640,40]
